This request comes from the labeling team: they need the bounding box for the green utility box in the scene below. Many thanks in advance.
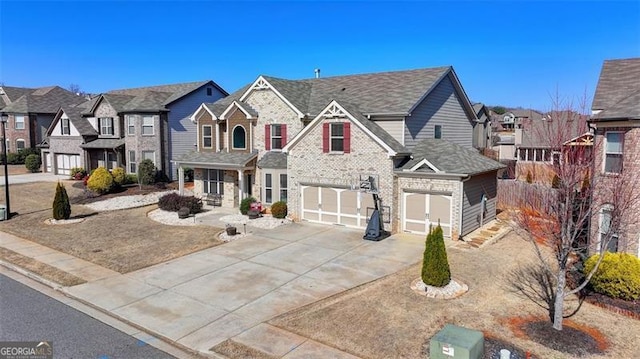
[430,324,484,359]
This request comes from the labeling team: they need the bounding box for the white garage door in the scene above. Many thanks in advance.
[301,185,374,229]
[403,192,452,237]
[45,152,52,173]
[55,154,80,175]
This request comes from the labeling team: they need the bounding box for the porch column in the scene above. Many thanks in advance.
[237,169,243,207]
[216,122,221,152]
[178,166,184,196]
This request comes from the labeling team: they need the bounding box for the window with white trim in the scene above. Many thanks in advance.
[142,115,154,135]
[16,139,25,151]
[15,115,25,130]
[271,124,283,150]
[599,204,619,252]
[279,174,287,202]
[128,150,136,174]
[265,173,273,203]
[330,123,344,152]
[604,132,623,174]
[99,117,114,136]
[127,116,135,135]
[232,126,246,149]
[61,118,70,135]
[142,151,155,165]
[204,169,224,195]
[202,125,212,148]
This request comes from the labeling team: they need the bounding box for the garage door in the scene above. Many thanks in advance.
[403,192,452,237]
[55,154,80,175]
[301,185,374,229]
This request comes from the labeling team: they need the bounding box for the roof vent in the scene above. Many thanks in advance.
[314,68,321,79]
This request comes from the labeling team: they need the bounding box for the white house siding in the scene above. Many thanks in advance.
[287,117,396,231]
[404,74,473,150]
[461,172,498,237]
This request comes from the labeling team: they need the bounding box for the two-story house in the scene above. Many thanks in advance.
[589,58,640,256]
[42,81,227,176]
[175,67,504,239]
[0,86,84,153]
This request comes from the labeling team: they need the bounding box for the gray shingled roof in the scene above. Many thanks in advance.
[175,150,257,168]
[122,91,172,112]
[592,58,640,112]
[0,86,34,107]
[80,138,125,149]
[203,85,250,117]
[401,139,504,175]
[59,107,98,136]
[1,86,85,114]
[108,80,227,106]
[256,151,287,169]
[519,111,589,148]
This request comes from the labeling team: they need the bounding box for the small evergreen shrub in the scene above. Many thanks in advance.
[138,159,156,185]
[526,171,533,184]
[52,182,71,220]
[158,193,202,214]
[25,154,41,173]
[6,152,21,165]
[584,252,640,301]
[271,201,287,219]
[421,224,451,287]
[87,167,113,194]
[125,174,138,184]
[240,196,256,215]
[111,167,126,186]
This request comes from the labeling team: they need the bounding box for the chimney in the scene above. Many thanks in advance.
[314,68,320,78]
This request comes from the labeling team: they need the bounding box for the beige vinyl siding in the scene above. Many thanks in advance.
[376,120,404,145]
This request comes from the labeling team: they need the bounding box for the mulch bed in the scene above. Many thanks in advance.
[584,291,640,319]
[483,336,531,359]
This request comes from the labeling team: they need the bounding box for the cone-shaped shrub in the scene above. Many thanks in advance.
[52,182,71,220]
[421,224,451,287]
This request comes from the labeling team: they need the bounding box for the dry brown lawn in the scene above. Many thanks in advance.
[270,233,640,359]
[0,181,222,273]
[0,164,32,176]
[0,247,86,286]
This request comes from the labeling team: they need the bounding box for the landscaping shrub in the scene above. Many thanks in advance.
[421,224,451,287]
[52,182,71,220]
[158,193,203,214]
[125,173,138,184]
[70,167,87,180]
[138,159,156,185]
[271,201,287,219]
[87,167,113,194]
[584,252,640,301]
[111,167,126,186]
[240,196,256,215]
[24,154,41,173]
[6,152,21,165]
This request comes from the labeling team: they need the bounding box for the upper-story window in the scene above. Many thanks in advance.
[265,124,287,150]
[99,117,114,136]
[142,115,154,135]
[604,131,623,174]
[434,125,442,139]
[61,118,70,135]
[330,123,344,152]
[15,115,25,130]
[322,122,351,153]
[202,125,213,148]
[127,116,135,135]
[206,87,212,96]
[232,125,246,149]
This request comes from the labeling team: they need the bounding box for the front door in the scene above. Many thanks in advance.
[245,174,252,196]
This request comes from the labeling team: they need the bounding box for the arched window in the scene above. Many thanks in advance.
[232,125,246,149]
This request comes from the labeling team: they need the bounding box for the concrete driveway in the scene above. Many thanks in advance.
[66,223,424,357]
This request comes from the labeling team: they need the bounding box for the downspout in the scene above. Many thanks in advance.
[458,175,472,240]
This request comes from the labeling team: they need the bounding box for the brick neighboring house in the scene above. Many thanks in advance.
[42,81,227,176]
[589,58,640,256]
[0,86,85,153]
[175,67,504,239]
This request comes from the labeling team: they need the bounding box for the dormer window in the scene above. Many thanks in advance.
[202,125,212,148]
[61,118,70,135]
[232,125,246,149]
[99,117,114,136]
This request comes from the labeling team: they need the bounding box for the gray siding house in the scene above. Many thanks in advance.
[176,66,504,239]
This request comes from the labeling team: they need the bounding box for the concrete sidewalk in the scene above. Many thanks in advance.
[1,223,425,358]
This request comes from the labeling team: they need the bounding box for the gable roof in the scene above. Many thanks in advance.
[401,139,504,176]
[0,86,34,109]
[1,86,85,114]
[48,106,98,137]
[519,111,589,148]
[108,80,228,105]
[200,85,251,119]
[592,58,640,114]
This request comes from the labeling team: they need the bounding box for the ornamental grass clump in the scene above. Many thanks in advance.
[52,182,71,220]
[421,224,451,287]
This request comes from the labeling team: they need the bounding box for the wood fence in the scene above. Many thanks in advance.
[497,180,559,213]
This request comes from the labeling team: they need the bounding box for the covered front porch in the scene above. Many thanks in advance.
[80,138,126,172]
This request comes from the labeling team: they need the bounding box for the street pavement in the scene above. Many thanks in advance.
[0,273,177,359]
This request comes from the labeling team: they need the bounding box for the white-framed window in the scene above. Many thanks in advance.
[128,150,136,174]
[434,125,442,139]
[330,123,344,152]
[16,139,25,151]
[142,150,155,165]
[271,124,283,150]
[142,115,154,135]
[204,169,224,195]
[61,118,70,135]
[599,204,619,252]
[232,125,246,149]
[127,116,135,135]
[202,125,212,148]
[15,115,25,130]
[604,131,623,174]
[279,174,287,202]
[265,173,273,203]
[99,117,114,136]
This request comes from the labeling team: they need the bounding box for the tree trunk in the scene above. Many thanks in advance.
[553,269,566,330]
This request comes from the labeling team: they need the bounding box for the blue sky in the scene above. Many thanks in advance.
[1,1,638,111]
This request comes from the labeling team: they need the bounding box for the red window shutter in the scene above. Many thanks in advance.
[265,124,271,150]
[282,124,287,147]
[343,122,351,153]
[322,123,330,153]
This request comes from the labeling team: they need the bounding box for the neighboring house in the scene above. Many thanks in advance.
[0,86,84,153]
[175,67,504,239]
[42,81,227,176]
[472,103,492,150]
[589,58,640,256]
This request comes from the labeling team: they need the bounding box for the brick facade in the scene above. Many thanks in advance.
[3,113,32,152]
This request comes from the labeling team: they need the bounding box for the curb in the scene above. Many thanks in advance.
[0,260,64,291]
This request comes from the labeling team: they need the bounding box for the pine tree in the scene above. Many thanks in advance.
[52,182,71,220]
[421,224,451,287]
